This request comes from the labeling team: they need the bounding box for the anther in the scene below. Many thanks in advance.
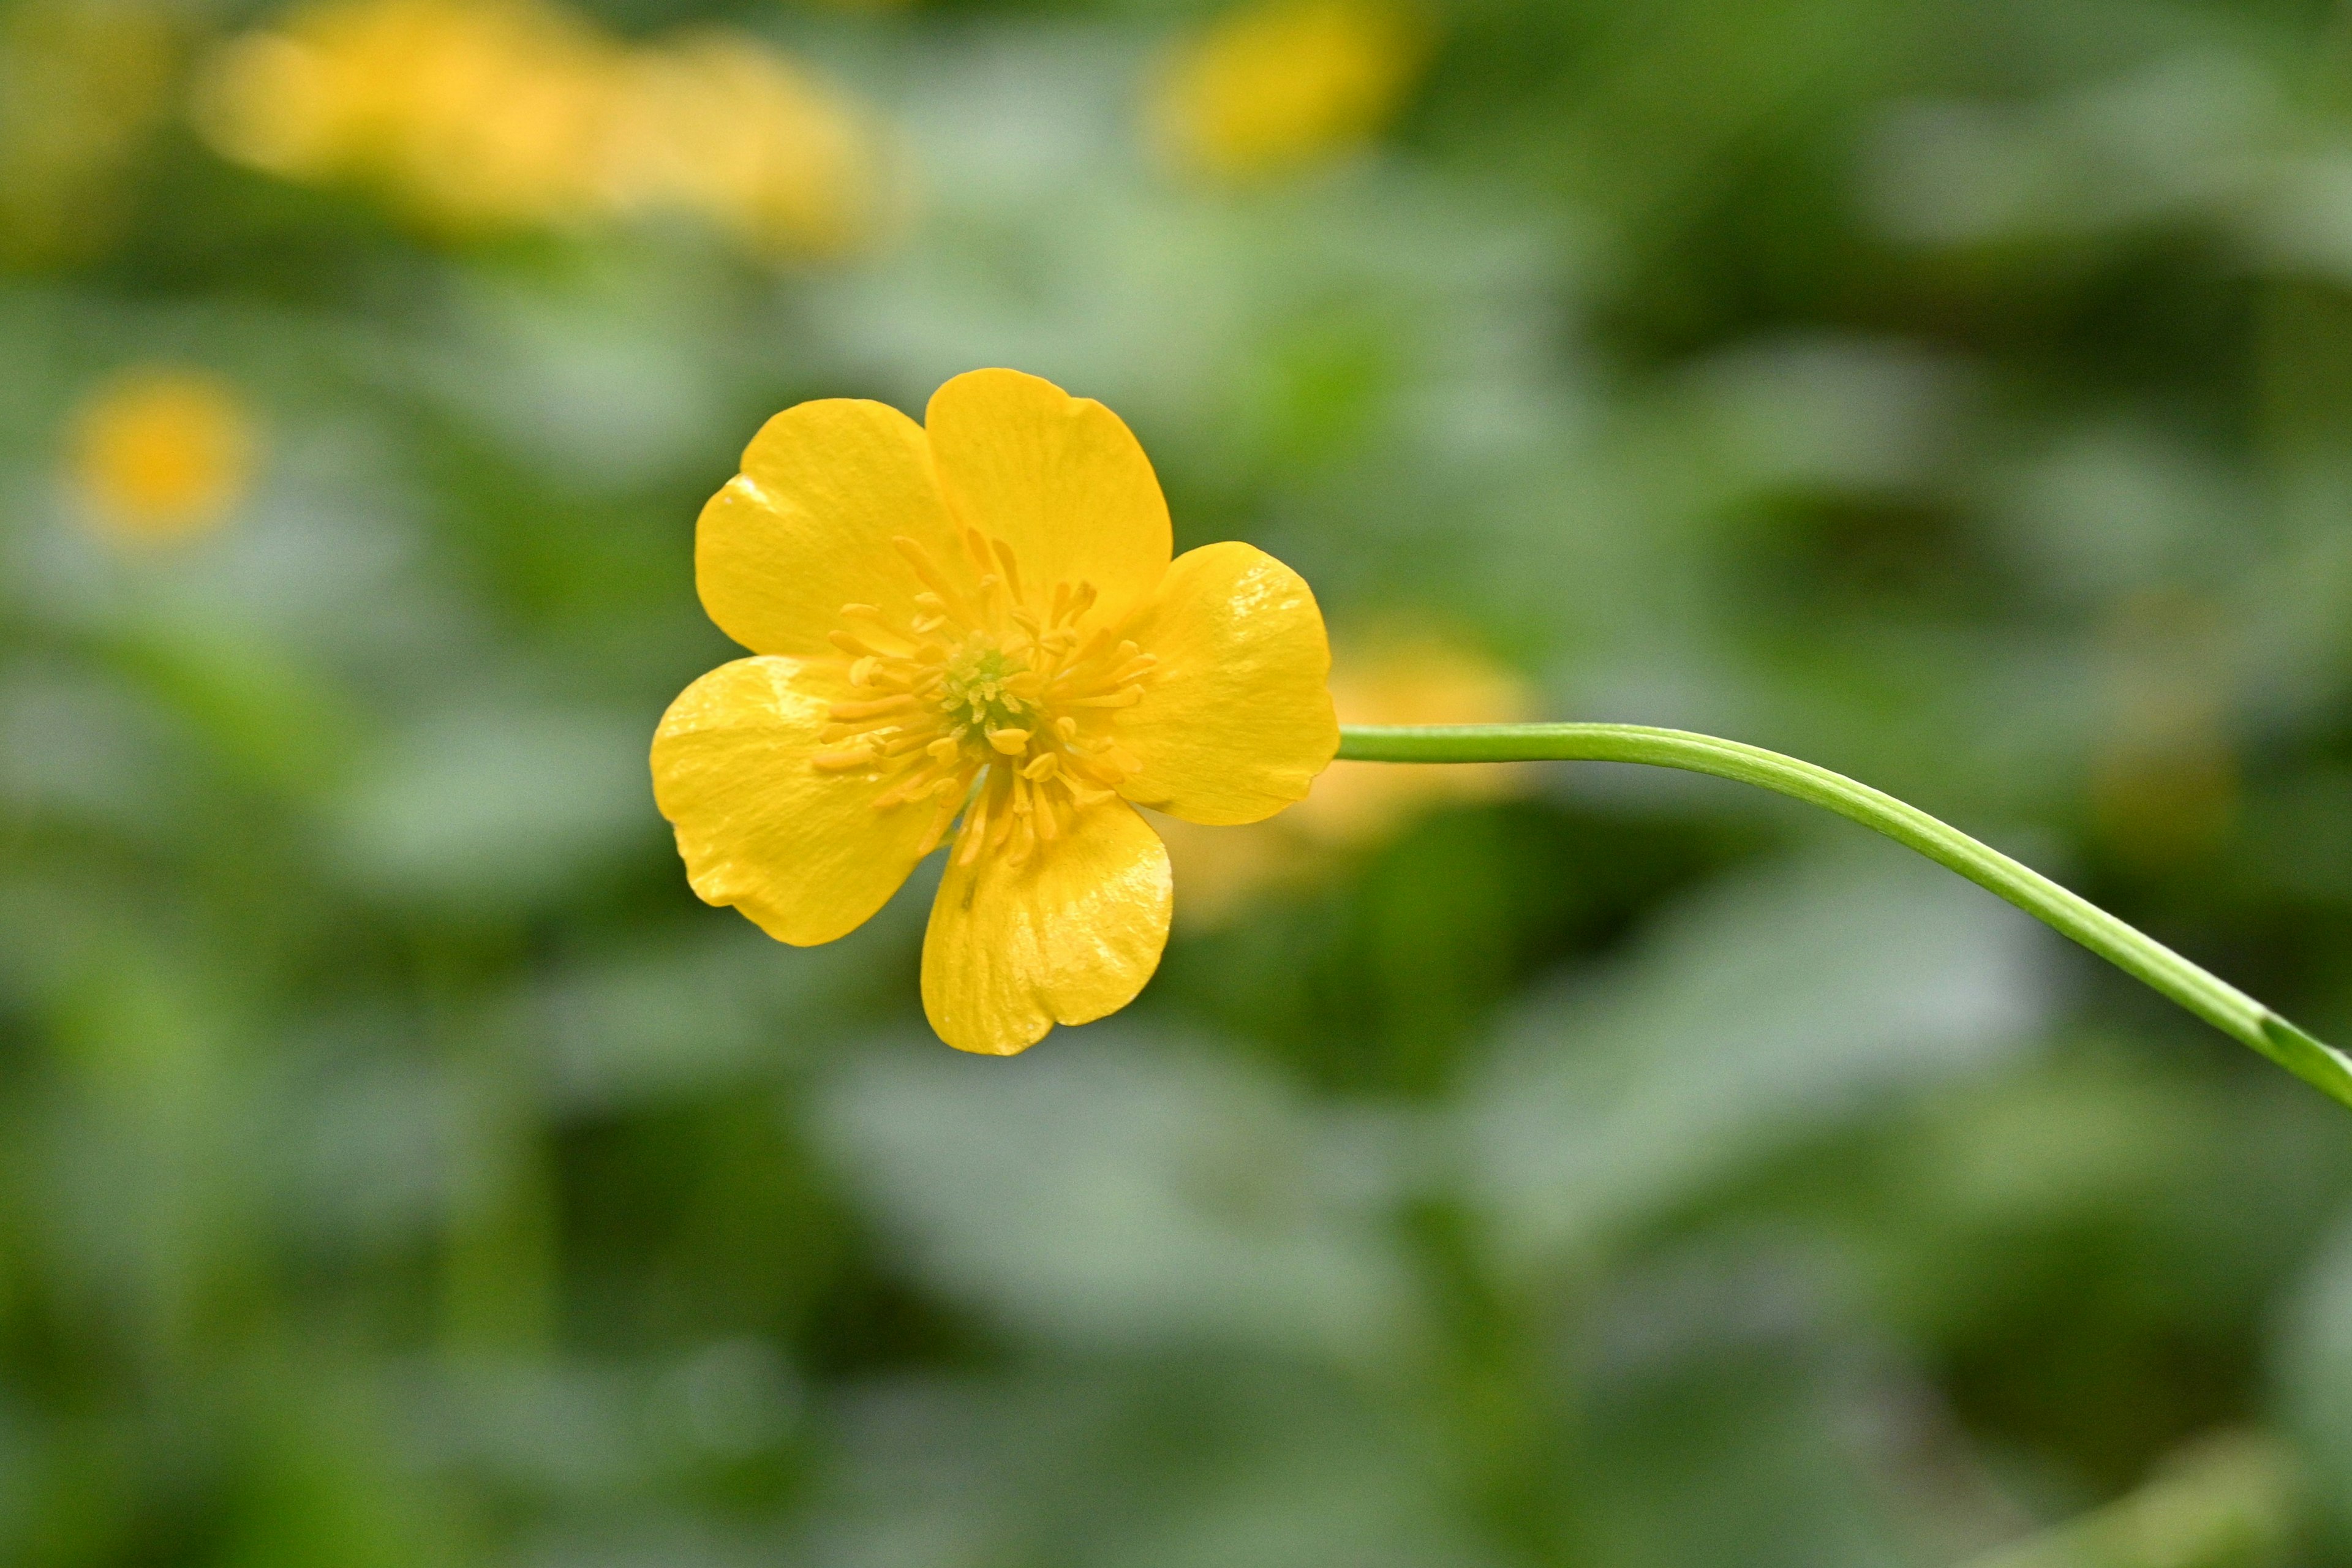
[957,783,994,865]
[991,538,1025,602]
[829,694,916,720]
[892,536,979,626]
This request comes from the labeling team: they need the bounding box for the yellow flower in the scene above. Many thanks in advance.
[1149,0,1429,181]
[195,0,617,232]
[602,33,890,260]
[1155,635,1532,926]
[67,368,258,545]
[195,0,889,256]
[652,369,1340,1055]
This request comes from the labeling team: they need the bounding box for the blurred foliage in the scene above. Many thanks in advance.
[5,0,2352,1562]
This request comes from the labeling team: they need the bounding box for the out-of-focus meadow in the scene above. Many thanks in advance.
[7,0,2352,1562]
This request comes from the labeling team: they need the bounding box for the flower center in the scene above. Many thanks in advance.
[810,529,1156,867]
[937,639,1033,741]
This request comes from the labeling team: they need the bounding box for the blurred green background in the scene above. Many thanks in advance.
[7,0,2352,1562]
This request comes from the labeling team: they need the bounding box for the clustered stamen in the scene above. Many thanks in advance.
[815,529,1156,867]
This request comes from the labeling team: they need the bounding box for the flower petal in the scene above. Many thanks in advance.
[697,398,965,657]
[1115,541,1339,824]
[652,656,937,945]
[921,801,1172,1055]
[924,369,1172,629]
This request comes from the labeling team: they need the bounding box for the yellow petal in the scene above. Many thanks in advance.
[924,369,1172,630]
[696,398,965,657]
[1115,541,1339,824]
[921,801,1172,1055]
[652,656,937,945]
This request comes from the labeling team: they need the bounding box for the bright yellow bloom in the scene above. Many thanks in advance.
[67,369,258,545]
[652,369,1340,1055]
[1150,0,1429,181]
[1156,635,1532,926]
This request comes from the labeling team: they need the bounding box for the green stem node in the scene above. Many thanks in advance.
[1336,723,2352,1112]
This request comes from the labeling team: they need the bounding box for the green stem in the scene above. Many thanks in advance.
[1338,723,2352,1112]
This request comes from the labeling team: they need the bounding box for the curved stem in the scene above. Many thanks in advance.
[1338,723,2352,1112]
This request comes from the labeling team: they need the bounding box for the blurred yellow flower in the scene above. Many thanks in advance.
[652,369,1339,1055]
[0,0,179,266]
[195,0,616,231]
[194,0,887,255]
[603,34,891,260]
[1150,0,1429,181]
[1156,635,1532,927]
[67,369,260,545]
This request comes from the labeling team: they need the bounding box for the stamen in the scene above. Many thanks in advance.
[892,536,981,627]
[816,537,1156,869]
[916,790,961,856]
[991,537,1025,603]
[956,776,995,865]
[961,528,995,575]
[829,694,917,721]
[839,607,919,655]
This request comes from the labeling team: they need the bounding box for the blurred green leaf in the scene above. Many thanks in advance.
[1462,848,2045,1265]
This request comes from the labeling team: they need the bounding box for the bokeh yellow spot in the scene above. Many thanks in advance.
[68,369,259,545]
[604,34,891,261]
[1157,634,1531,927]
[1150,0,1430,181]
[193,0,891,257]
